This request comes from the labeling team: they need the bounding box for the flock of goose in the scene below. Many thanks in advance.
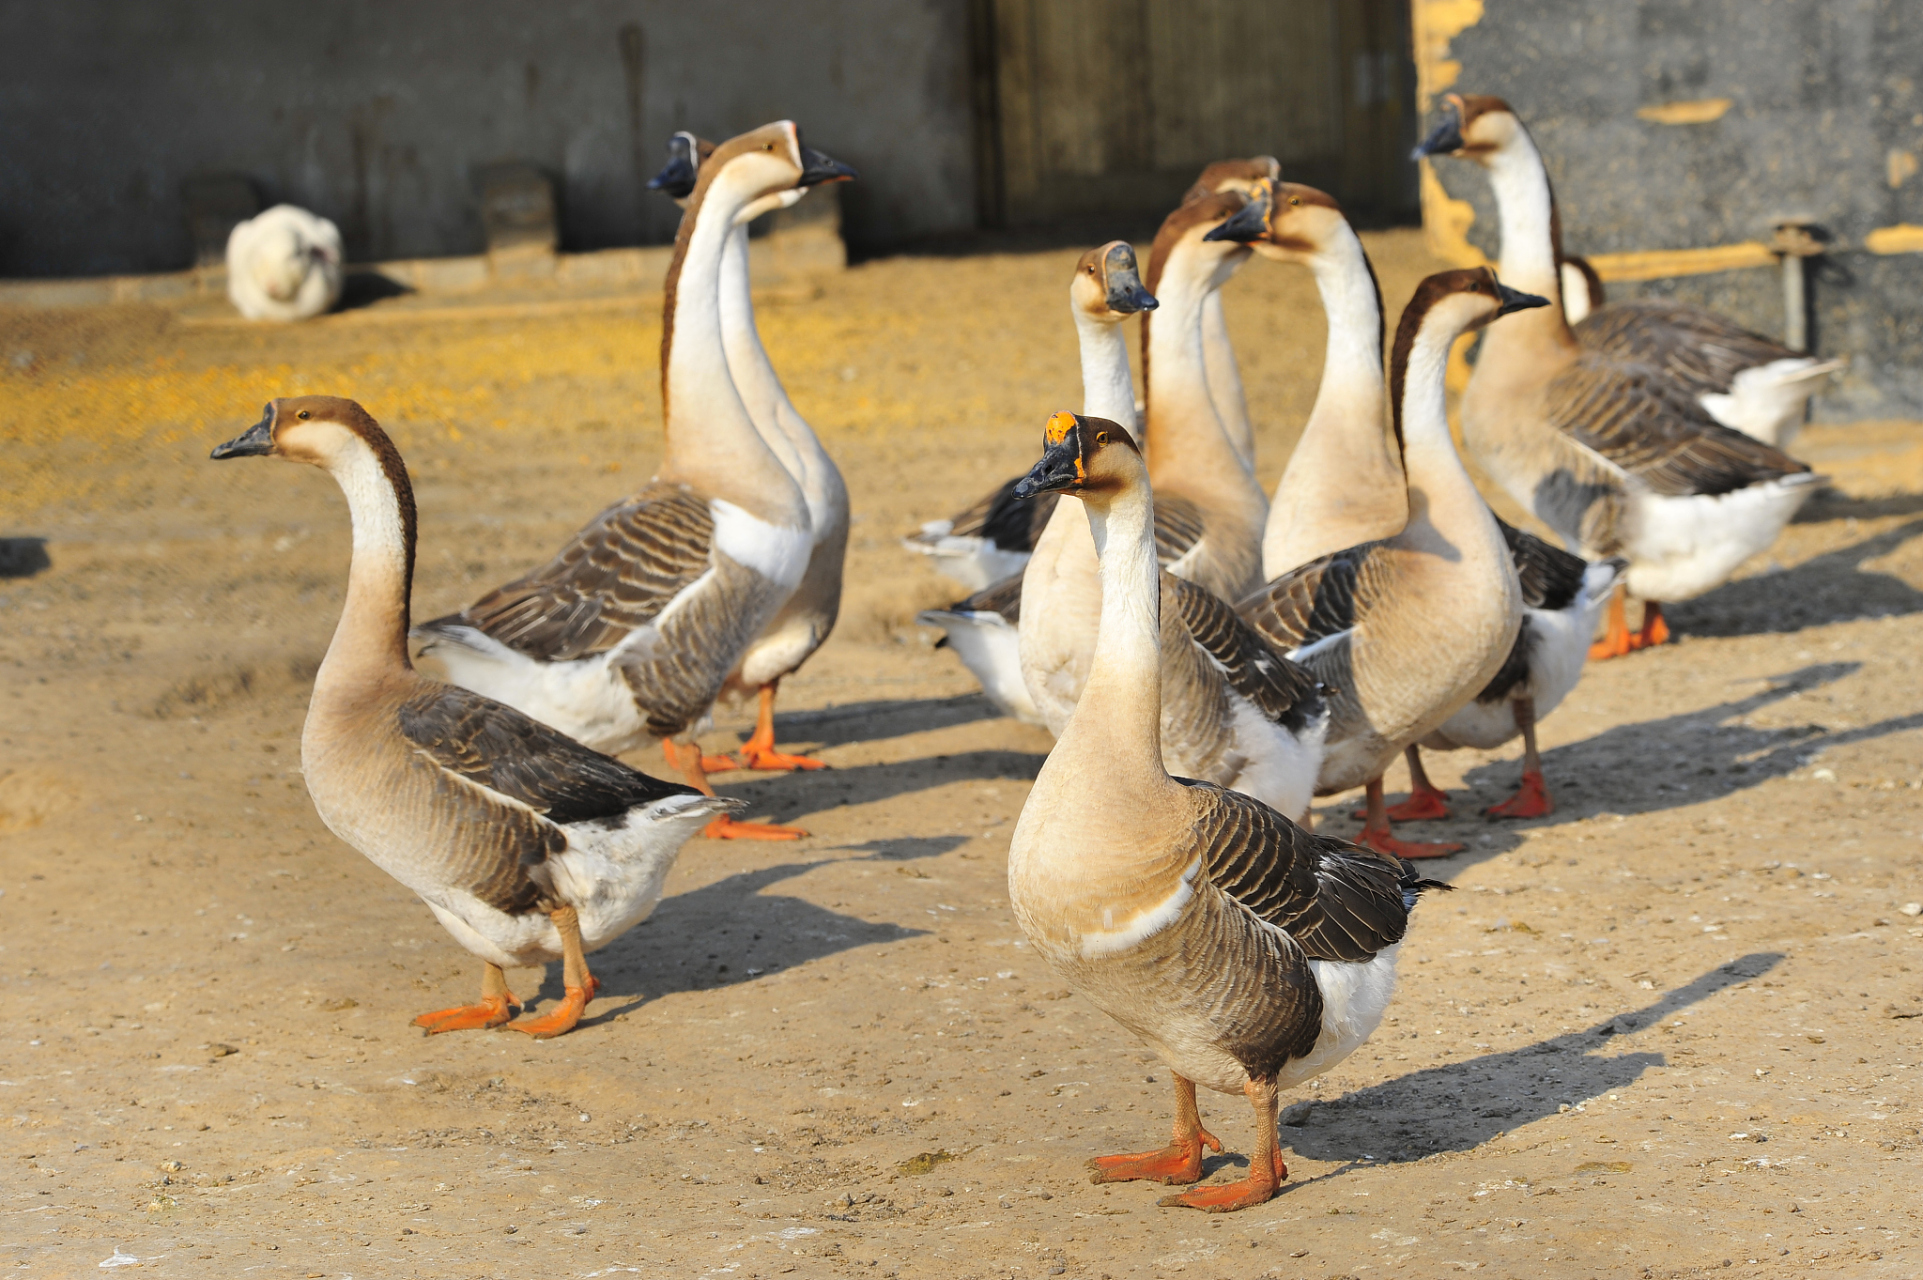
[206,98,1834,1212]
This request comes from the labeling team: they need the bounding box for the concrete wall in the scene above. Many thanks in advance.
[1416,0,1923,420]
[0,1,977,277]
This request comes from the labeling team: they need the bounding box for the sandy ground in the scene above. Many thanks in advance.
[3,232,1922,1280]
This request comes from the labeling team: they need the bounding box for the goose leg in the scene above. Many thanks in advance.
[1158,1076,1286,1213]
[1588,584,1632,660]
[508,905,601,1039]
[1087,1074,1221,1186]
[1356,777,1463,860]
[661,739,808,841]
[1637,600,1670,648]
[412,962,519,1034]
[1486,697,1554,819]
[1355,745,1451,821]
[735,681,831,771]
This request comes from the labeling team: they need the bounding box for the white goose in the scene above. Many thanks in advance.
[226,204,343,322]
[211,397,738,1038]
[1415,94,1824,659]
[650,131,854,771]
[416,122,850,839]
[1182,156,1283,471]
[1006,411,1445,1213]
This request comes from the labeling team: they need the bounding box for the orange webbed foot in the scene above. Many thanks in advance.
[1156,1150,1286,1212]
[1357,824,1463,860]
[1087,1129,1221,1186]
[1356,785,1451,822]
[736,745,831,772]
[1638,611,1670,648]
[412,991,518,1035]
[702,815,808,841]
[698,753,744,773]
[507,976,600,1040]
[1486,770,1554,819]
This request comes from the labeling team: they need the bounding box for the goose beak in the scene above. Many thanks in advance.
[1411,106,1465,160]
[1494,282,1550,316]
[1014,413,1085,499]
[797,145,857,186]
[647,152,698,198]
[1203,198,1268,243]
[211,407,276,460]
[1103,259,1158,314]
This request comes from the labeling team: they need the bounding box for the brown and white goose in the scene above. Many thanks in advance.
[212,398,740,1037]
[1210,186,1623,822]
[1235,269,1534,857]
[649,130,856,772]
[1414,95,1824,658]
[1006,412,1445,1213]
[1140,189,1272,602]
[416,123,851,839]
[1181,156,1282,471]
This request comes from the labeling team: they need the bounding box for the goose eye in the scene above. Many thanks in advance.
[297,410,309,419]
[1289,197,1301,207]
[1094,431,1109,445]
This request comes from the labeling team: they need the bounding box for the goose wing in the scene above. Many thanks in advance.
[1548,356,1810,497]
[1152,494,1208,566]
[398,683,703,826]
[419,482,714,662]
[1496,518,1590,612]
[1165,573,1324,731]
[1576,299,1802,396]
[1181,782,1448,962]
[947,571,1025,624]
[1231,542,1382,653]
[938,476,1060,553]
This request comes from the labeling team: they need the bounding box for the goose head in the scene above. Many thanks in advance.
[1395,267,1548,355]
[1072,241,1157,322]
[1147,189,1260,295]
[693,122,856,212]
[1182,155,1281,204]
[1411,93,1519,164]
[211,396,400,478]
[1202,178,1353,265]
[1014,411,1144,504]
[648,131,715,205]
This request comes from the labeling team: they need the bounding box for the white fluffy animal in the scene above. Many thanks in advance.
[226,204,344,321]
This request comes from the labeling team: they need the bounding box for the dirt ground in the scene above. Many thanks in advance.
[3,232,1922,1280]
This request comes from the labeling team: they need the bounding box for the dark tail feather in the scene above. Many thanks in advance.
[1398,862,1454,912]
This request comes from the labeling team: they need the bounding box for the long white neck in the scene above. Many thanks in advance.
[317,438,412,692]
[1057,477,1165,785]
[1398,313,1495,538]
[1262,226,1404,576]
[1486,129,1562,304]
[1145,247,1254,491]
[663,173,806,520]
[1200,292,1255,465]
[719,222,806,477]
[1075,310,1138,428]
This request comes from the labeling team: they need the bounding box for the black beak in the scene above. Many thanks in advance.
[1014,433,1085,500]
[1103,253,1157,314]
[1411,107,1465,160]
[211,407,276,460]
[1203,197,1269,244]
[798,145,857,186]
[1494,282,1550,316]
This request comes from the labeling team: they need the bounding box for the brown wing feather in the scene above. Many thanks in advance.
[1233,543,1379,653]
[424,482,713,662]
[1182,782,1445,962]
[1153,494,1207,566]
[1165,574,1324,733]
[1548,355,1810,497]
[1576,299,1802,396]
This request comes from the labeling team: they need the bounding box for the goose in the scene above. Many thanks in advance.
[211,397,740,1037]
[914,571,1042,724]
[1140,188,1272,602]
[1234,268,1535,858]
[226,204,343,322]
[1205,180,1408,579]
[1209,186,1623,822]
[1558,254,1839,448]
[1005,411,1446,1213]
[415,122,853,839]
[1414,95,1824,659]
[1181,156,1283,471]
[650,130,853,772]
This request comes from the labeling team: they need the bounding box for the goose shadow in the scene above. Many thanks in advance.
[1670,517,1923,639]
[1791,489,1923,523]
[533,859,929,1023]
[0,537,50,579]
[1271,951,1784,1170]
[714,748,1047,825]
[736,693,1004,751]
[1335,661,1914,875]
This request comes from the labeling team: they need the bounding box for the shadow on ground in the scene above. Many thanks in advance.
[716,748,1047,824]
[1268,952,1784,1172]
[1673,518,1923,638]
[736,693,1004,750]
